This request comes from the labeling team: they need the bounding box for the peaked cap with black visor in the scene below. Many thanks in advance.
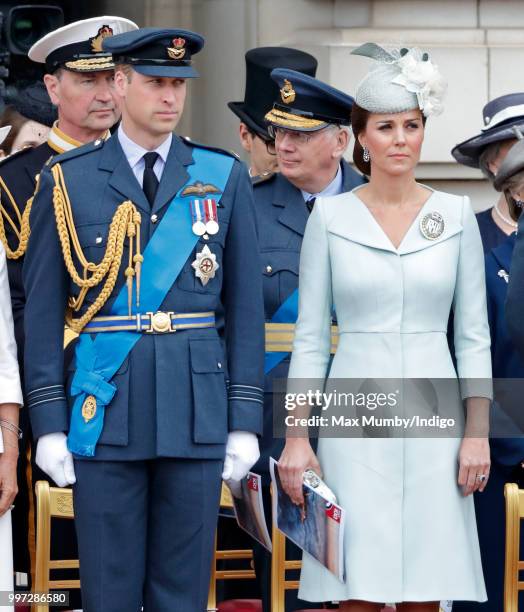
[228,47,318,140]
[28,16,138,73]
[102,28,205,79]
[265,68,355,132]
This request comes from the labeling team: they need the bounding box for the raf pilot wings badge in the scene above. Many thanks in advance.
[181,180,222,197]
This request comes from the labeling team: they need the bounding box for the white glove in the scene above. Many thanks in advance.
[35,432,76,487]
[222,431,260,482]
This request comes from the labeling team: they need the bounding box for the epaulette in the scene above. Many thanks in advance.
[47,138,106,167]
[0,145,33,169]
[252,171,275,186]
[180,135,240,161]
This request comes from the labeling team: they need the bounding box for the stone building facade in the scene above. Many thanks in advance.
[89,0,524,210]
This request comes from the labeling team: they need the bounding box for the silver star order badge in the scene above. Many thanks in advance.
[192,244,219,286]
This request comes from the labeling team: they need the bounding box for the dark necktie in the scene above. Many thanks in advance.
[142,152,159,207]
[306,196,316,214]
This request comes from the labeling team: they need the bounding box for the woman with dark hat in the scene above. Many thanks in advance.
[278,42,490,611]
[454,136,524,612]
[452,93,524,252]
[0,82,57,156]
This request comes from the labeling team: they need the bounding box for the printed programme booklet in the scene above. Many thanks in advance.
[227,472,272,552]
[270,458,345,581]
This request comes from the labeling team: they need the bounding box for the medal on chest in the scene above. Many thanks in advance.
[190,198,220,237]
[192,244,219,286]
[190,199,207,236]
[420,211,444,240]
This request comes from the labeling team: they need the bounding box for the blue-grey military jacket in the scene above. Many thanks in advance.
[23,133,264,461]
[252,159,365,476]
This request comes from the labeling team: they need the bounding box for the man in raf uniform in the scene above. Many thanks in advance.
[228,46,317,180]
[23,27,264,612]
[0,16,137,588]
[253,69,365,611]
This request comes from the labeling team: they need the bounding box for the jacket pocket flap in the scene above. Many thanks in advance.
[261,249,299,276]
[75,222,109,248]
[190,339,224,373]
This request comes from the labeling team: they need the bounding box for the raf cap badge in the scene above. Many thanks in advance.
[168,37,186,60]
[420,211,444,240]
[280,79,296,104]
[90,25,114,53]
[192,244,219,285]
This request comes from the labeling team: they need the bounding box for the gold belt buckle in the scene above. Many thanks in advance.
[146,311,174,333]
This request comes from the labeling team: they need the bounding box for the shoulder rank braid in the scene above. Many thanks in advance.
[0,174,37,259]
[51,162,143,332]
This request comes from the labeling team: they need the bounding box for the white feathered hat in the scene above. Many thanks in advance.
[352,43,447,117]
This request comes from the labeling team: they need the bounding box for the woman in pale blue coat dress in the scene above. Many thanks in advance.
[0,241,23,612]
[278,44,491,612]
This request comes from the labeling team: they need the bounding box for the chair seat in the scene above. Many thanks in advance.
[217,599,262,612]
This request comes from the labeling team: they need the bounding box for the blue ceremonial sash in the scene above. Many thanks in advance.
[67,148,235,456]
[264,289,298,374]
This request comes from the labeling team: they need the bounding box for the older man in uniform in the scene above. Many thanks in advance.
[228,46,317,180]
[0,16,137,591]
[23,27,264,612]
[252,70,364,611]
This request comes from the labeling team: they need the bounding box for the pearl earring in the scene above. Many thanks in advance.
[363,147,370,162]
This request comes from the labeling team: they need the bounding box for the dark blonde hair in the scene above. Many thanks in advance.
[115,62,134,83]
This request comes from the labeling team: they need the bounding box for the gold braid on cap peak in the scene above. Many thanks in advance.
[0,175,35,260]
[264,107,325,130]
[64,57,116,71]
[51,163,143,333]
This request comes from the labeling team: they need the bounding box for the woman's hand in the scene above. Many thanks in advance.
[278,438,321,505]
[458,437,490,496]
[0,448,18,516]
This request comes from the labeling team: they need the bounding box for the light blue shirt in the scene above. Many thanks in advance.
[117,125,172,186]
[301,163,343,202]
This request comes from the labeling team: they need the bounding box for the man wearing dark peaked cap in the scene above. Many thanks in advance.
[23,27,265,611]
[0,16,137,594]
[252,68,364,611]
[228,46,317,180]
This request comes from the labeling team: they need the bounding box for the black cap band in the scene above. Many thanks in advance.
[115,56,192,68]
[45,41,112,72]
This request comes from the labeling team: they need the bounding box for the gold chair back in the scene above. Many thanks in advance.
[270,520,301,612]
[207,483,257,611]
[504,482,524,611]
[34,481,80,612]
